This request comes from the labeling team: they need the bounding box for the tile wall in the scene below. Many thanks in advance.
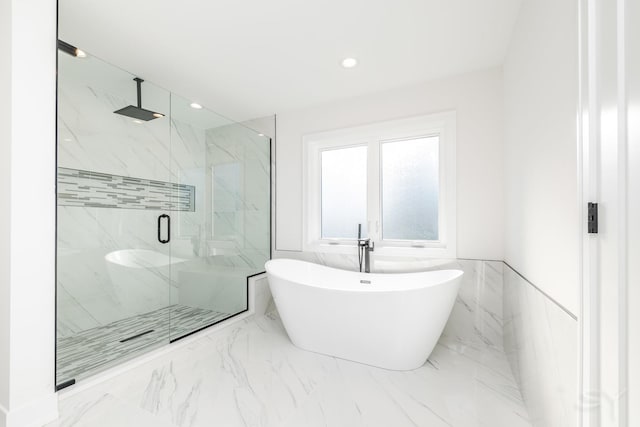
[503,263,578,427]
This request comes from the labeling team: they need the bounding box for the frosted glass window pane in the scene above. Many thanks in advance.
[321,146,367,239]
[382,136,439,240]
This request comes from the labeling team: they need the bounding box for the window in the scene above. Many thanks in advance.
[321,146,367,239]
[303,112,456,257]
[381,136,439,241]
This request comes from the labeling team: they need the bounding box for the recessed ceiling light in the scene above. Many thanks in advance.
[63,138,72,142]
[258,133,264,137]
[341,57,358,69]
[190,103,203,109]
[75,49,87,58]
[132,119,143,124]
[153,112,164,118]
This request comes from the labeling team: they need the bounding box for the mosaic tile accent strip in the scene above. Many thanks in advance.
[57,167,195,211]
[56,304,230,383]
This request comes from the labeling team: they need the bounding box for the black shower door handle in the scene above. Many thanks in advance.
[157,214,170,244]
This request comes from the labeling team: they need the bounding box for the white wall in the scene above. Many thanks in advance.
[502,0,579,425]
[625,2,640,420]
[503,0,579,315]
[0,0,11,414]
[628,0,640,423]
[275,67,504,261]
[0,0,58,426]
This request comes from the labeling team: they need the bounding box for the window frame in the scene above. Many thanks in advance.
[302,111,456,258]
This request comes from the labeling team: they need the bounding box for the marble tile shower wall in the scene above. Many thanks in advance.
[57,79,271,338]
[57,80,207,337]
[205,124,271,264]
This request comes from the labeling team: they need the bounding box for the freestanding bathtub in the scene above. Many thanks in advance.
[265,258,463,371]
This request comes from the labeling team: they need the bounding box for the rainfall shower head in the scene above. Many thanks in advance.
[114,78,165,121]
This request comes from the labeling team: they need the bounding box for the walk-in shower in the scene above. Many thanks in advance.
[56,44,272,389]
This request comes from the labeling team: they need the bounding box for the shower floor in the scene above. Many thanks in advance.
[56,304,231,384]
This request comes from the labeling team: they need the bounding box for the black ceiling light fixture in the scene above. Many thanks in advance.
[114,78,165,121]
[57,39,86,58]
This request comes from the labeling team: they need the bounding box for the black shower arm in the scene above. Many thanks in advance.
[134,77,144,108]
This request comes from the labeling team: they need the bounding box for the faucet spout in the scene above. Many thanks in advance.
[364,240,374,273]
[358,238,374,273]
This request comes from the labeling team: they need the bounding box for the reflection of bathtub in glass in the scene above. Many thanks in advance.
[176,260,254,315]
[105,249,260,316]
[105,249,187,315]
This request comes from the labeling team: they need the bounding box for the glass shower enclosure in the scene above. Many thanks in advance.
[56,45,271,388]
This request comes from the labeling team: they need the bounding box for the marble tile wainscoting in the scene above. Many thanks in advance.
[503,263,578,427]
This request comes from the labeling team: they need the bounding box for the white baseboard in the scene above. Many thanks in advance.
[0,393,58,427]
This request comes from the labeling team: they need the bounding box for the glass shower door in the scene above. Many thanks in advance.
[167,95,272,341]
[56,49,173,386]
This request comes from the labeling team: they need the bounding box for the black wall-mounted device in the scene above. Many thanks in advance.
[588,202,598,234]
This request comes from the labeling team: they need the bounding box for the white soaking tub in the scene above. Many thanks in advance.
[265,258,463,371]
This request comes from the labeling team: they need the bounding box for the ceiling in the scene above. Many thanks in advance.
[59,0,522,122]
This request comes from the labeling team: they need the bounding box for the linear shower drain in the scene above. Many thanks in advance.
[119,329,154,343]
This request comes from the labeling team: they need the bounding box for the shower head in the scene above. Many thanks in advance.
[114,105,163,121]
[114,78,165,121]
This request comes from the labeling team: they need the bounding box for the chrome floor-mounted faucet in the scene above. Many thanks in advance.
[357,224,375,273]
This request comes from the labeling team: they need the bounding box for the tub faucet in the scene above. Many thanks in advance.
[358,238,375,273]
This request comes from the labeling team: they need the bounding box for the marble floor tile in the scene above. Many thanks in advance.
[55,310,531,427]
[46,393,175,427]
